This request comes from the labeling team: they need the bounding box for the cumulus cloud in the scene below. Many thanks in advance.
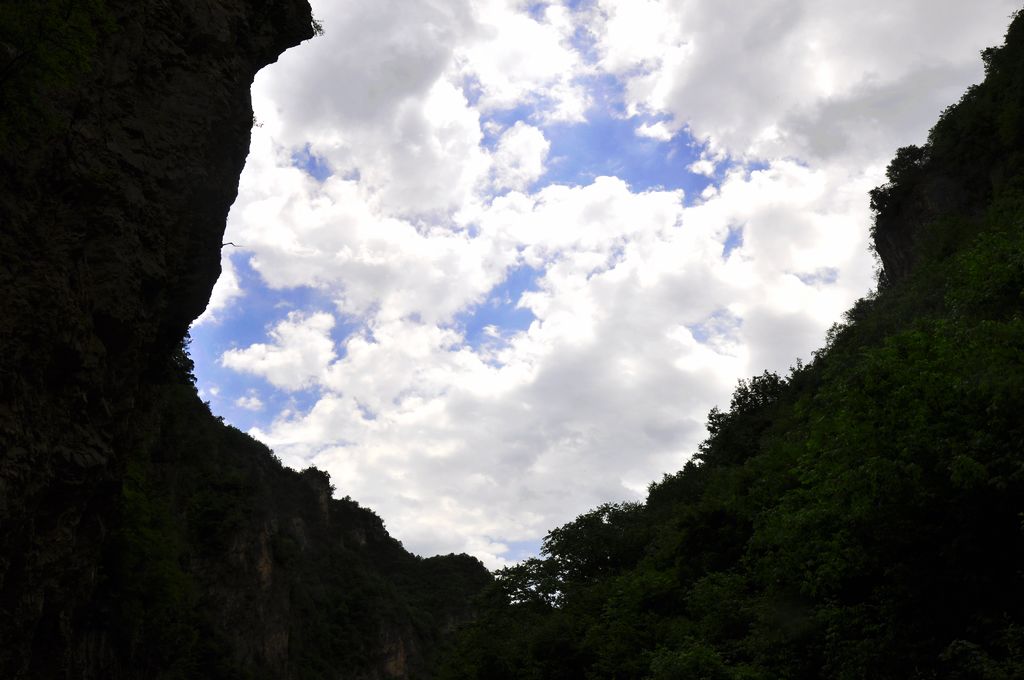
[264,0,476,136]
[221,311,337,391]
[492,122,551,190]
[196,0,1019,567]
[687,157,716,177]
[230,160,877,565]
[636,121,675,141]
[235,392,265,412]
[228,135,516,323]
[251,0,486,215]
[455,1,589,121]
[591,0,1019,161]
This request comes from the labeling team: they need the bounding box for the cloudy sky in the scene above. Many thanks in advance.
[190,0,1019,568]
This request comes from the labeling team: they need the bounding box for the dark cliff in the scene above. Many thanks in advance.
[871,12,1024,285]
[0,2,489,678]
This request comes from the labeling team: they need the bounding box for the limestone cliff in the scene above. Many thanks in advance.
[0,2,489,678]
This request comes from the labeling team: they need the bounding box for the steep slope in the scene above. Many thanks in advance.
[437,11,1024,680]
[103,352,490,678]
[0,2,489,678]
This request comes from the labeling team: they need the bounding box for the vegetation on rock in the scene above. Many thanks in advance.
[97,338,492,679]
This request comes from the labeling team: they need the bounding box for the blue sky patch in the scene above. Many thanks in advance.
[524,1,549,21]
[481,103,542,147]
[687,309,743,346]
[454,264,541,349]
[796,267,839,286]
[535,75,712,196]
[722,225,744,258]
[292,144,332,182]
[543,112,711,195]
[190,255,349,431]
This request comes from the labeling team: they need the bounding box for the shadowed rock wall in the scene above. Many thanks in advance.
[0,1,313,674]
[0,2,489,677]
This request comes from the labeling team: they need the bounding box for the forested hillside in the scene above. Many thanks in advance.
[436,11,1024,679]
[101,343,491,678]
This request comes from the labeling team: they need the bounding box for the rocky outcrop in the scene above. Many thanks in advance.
[870,14,1024,284]
[0,2,489,677]
[0,0,314,674]
[872,168,970,283]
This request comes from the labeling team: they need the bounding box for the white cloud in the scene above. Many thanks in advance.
[232,161,877,566]
[456,0,589,121]
[591,0,1019,162]
[636,121,675,141]
[221,311,337,391]
[251,0,487,216]
[593,0,685,75]
[199,0,1019,568]
[235,392,265,411]
[687,157,716,177]
[228,145,515,323]
[266,0,476,136]
[492,122,551,190]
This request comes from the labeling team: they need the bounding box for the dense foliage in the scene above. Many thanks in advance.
[97,339,490,679]
[436,11,1024,680]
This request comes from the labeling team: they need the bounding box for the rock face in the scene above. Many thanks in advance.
[0,2,489,678]
[870,18,1024,285]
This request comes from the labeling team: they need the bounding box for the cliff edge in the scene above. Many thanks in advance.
[0,2,489,678]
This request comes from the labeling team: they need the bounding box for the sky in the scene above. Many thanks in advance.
[190,0,1021,568]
